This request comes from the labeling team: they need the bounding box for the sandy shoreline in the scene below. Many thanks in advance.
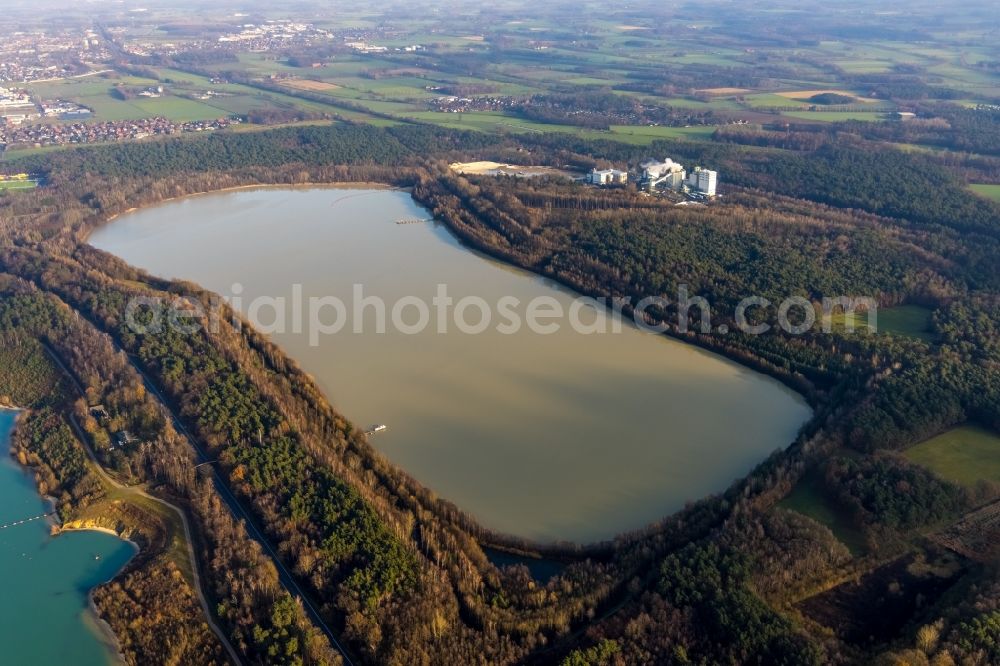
[53,523,140,666]
[85,591,130,666]
[58,523,141,551]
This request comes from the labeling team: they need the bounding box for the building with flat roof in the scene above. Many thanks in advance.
[687,167,718,196]
[587,168,628,186]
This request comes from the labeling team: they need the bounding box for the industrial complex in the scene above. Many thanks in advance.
[586,156,719,197]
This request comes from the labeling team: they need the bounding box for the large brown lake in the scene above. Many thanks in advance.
[90,188,812,543]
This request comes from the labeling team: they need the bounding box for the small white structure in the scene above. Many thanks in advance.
[587,168,628,186]
[687,167,718,196]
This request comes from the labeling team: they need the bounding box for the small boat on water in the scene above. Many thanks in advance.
[366,424,388,434]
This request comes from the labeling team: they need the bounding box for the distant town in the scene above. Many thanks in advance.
[0,116,238,150]
[0,0,982,163]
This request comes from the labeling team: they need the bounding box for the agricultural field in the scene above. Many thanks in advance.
[780,110,891,122]
[138,8,988,143]
[741,93,812,109]
[400,111,573,134]
[399,110,718,145]
[24,75,257,122]
[281,79,342,92]
[775,90,871,102]
[586,125,718,144]
[20,67,353,124]
[696,87,752,96]
[2,0,997,160]
[905,426,1000,489]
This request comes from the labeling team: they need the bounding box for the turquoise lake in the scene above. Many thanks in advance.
[0,410,135,665]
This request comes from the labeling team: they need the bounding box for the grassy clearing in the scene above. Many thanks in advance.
[0,180,37,191]
[905,425,1000,489]
[778,470,866,555]
[969,183,1000,202]
[97,486,195,585]
[870,305,934,341]
[834,305,935,342]
[2,144,71,159]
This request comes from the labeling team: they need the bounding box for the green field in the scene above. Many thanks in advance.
[742,93,810,109]
[598,125,717,143]
[8,3,995,162]
[663,96,744,110]
[24,77,233,122]
[778,470,866,555]
[969,183,1000,202]
[2,144,72,159]
[401,110,717,144]
[0,180,37,191]
[781,111,890,123]
[905,425,1000,488]
[410,110,587,133]
[837,305,935,342]
[24,69,356,124]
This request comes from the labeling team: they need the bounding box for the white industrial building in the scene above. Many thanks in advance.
[687,166,718,196]
[640,157,686,191]
[587,168,628,186]
[0,87,38,124]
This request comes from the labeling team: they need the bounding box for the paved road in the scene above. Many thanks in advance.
[41,301,357,663]
[126,357,358,666]
[42,345,244,666]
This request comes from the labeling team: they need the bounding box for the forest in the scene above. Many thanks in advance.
[0,278,337,665]
[0,118,999,665]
